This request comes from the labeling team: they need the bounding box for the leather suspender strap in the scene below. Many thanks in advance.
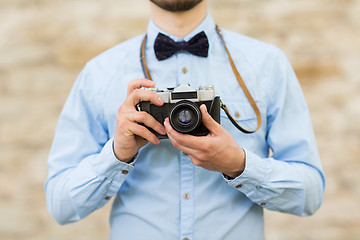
[215,26,262,133]
[140,27,262,134]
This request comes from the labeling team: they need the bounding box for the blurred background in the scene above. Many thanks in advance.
[0,0,359,239]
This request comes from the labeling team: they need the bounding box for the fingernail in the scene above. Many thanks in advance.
[158,97,164,104]
[201,104,207,112]
[161,126,166,134]
[155,138,160,144]
[148,80,154,84]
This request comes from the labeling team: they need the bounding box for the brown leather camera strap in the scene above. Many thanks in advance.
[141,35,152,80]
[140,26,262,134]
[215,26,261,133]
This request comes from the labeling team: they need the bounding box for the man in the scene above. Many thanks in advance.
[46,0,325,239]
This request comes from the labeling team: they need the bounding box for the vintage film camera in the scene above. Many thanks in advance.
[137,84,220,139]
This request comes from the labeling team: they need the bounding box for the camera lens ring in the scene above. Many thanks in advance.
[169,100,202,133]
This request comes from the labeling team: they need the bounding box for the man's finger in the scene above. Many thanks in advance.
[200,104,222,135]
[127,79,155,96]
[127,88,164,107]
[128,122,160,145]
[164,118,203,150]
[166,130,198,155]
[127,111,166,136]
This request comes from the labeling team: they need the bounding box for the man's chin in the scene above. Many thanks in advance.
[150,0,203,12]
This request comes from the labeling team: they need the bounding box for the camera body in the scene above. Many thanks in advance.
[138,84,220,139]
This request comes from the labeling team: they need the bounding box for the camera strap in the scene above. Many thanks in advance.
[140,26,262,134]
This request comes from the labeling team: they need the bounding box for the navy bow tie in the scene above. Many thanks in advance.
[154,31,209,61]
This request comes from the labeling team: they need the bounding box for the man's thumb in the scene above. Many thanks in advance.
[200,104,220,134]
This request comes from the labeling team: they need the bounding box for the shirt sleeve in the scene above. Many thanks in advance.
[45,62,133,225]
[224,49,325,216]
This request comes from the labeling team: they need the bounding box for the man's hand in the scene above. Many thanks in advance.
[113,79,166,163]
[164,104,246,179]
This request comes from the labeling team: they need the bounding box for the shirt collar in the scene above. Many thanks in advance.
[146,13,216,48]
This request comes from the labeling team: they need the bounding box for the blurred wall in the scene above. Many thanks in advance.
[0,0,359,239]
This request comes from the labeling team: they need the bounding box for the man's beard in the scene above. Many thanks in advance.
[150,0,203,12]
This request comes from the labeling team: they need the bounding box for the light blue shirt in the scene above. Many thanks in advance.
[46,14,325,240]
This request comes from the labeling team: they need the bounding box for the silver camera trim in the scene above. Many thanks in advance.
[147,83,215,104]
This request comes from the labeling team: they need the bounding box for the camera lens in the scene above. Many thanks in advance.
[177,109,192,125]
[169,100,201,133]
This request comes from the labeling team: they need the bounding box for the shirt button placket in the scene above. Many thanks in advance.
[180,151,194,240]
[178,53,190,85]
[177,53,194,240]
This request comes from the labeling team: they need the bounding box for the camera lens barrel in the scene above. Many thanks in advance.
[169,100,201,133]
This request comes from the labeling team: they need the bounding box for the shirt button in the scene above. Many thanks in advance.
[105,196,110,200]
[184,238,190,240]
[235,111,241,118]
[122,170,129,175]
[184,193,190,200]
[235,184,242,189]
[182,67,188,74]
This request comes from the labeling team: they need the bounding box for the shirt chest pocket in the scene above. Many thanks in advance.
[219,99,261,133]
